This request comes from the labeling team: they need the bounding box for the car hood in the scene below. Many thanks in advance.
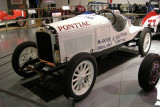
[48,14,110,34]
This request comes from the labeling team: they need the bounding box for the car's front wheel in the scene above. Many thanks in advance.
[16,17,26,27]
[63,53,97,101]
[138,53,160,91]
[138,28,151,56]
[12,41,38,78]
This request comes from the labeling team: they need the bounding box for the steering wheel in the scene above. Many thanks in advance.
[98,9,116,25]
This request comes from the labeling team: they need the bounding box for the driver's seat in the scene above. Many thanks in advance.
[112,14,127,32]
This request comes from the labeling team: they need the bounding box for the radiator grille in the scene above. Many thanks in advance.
[36,32,54,63]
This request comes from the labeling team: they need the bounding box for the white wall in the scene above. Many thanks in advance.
[70,0,88,6]
[112,0,149,4]
[56,0,149,8]
[0,0,8,11]
[55,0,68,8]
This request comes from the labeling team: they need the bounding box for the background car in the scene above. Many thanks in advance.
[141,0,160,35]
[0,9,26,27]
[42,5,86,25]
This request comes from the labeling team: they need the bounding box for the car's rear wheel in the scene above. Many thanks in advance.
[138,53,160,91]
[138,28,151,56]
[16,17,26,27]
[12,41,38,78]
[63,53,97,101]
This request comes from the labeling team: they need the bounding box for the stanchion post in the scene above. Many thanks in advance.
[5,21,8,31]
[67,97,75,107]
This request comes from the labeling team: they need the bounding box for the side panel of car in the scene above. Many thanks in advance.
[141,11,158,26]
[142,11,160,33]
[95,21,132,52]
[109,24,129,49]
[95,24,110,52]
[12,10,26,19]
[142,16,160,31]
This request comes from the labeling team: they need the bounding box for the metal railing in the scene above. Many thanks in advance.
[0,15,75,32]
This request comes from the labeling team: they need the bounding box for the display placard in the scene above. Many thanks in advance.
[45,0,55,4]
[52,12,61,22]
[11,0,22,4]
[62,6,70,10]
[52,12,61,17]
[28,9,36,14]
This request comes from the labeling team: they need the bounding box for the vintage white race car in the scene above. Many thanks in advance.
[12,9,151,101]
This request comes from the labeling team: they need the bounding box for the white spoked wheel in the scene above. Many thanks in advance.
[72,60,94,96]
[12,41,38,78]
[143,33,151,53]
[19,47,38,67]
[138,28,151,56]
[64,53,97,101]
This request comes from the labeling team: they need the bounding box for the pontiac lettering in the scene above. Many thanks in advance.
[58,21,91,31]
